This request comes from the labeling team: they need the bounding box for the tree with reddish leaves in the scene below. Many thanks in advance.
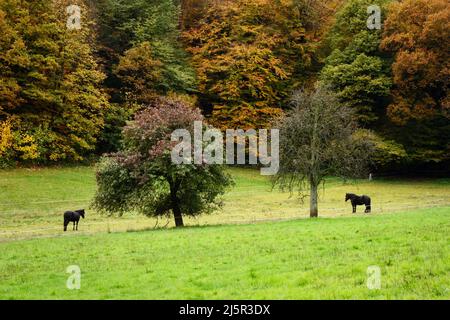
[93,96,233,227]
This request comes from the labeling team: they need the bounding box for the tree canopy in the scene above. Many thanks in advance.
[0,0,109,164]
[0,0,448,172]
[96,0,196,104]
[320,0,393,126]
[182,0,333,130]
[93,96,233,227]
[380,0,450,163]
[275,86,373,217]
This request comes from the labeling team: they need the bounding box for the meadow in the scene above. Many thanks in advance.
[0,208,449,299]
[1,166,450,241]
[0,166,449,299]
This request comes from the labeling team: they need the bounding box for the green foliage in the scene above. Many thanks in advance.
[321,0,449,168]
[382,118,450,164]
[354,129,408,168]
[93,96,233,226]
[97,0,179,52]
[320,0,392,125]
[96,0,196,103]
[96,103,134,155]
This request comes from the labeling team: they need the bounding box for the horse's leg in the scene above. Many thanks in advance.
[64,220,67,232]
[353,205,356,213]
[76,221,78,231]
[73,221,75,230]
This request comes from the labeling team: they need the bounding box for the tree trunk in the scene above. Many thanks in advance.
[310,180,318,218]
[170,181,184,227]
[172,202,184,227]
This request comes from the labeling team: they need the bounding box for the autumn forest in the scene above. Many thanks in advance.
[0,0,449,173]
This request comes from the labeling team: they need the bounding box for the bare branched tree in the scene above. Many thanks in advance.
[274,85,374,217]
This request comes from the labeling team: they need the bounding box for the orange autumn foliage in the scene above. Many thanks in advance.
[182,0,329,130]
[381,0,450,125]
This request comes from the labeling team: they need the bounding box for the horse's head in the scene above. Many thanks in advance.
[77,209,85,219]
[345,193,350,202]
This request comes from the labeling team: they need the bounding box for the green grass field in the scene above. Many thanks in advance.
[1,166,449,241]
[0,166,449,299]
[0,208,449,299]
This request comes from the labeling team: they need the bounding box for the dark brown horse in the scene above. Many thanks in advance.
[64,209,85,231]
[345,193,371,213]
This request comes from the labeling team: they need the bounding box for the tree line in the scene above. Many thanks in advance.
[0,0,448,173]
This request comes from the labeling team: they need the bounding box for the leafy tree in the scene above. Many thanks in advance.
[380,0,450,163]
[95,103,134,155]
[182,0,327,130]
[179,0,211,30]
[96,0,196,104]
[274,85,373,217]
[113,42,164,104]
[320,0,392,126]
[354,129,407,170]
[0,0,109,163]
[381,0,449,125]
[0,7,24,114]
[93,96,233,227]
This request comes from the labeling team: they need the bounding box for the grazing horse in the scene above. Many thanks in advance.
[64,209,85,231]
[345,193,371,213]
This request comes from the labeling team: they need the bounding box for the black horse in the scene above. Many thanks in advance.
[345,193,371,213]
[64,209,85,231]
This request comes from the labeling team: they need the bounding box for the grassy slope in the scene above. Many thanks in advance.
[0,207,449,299]
[1,166,450,241]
